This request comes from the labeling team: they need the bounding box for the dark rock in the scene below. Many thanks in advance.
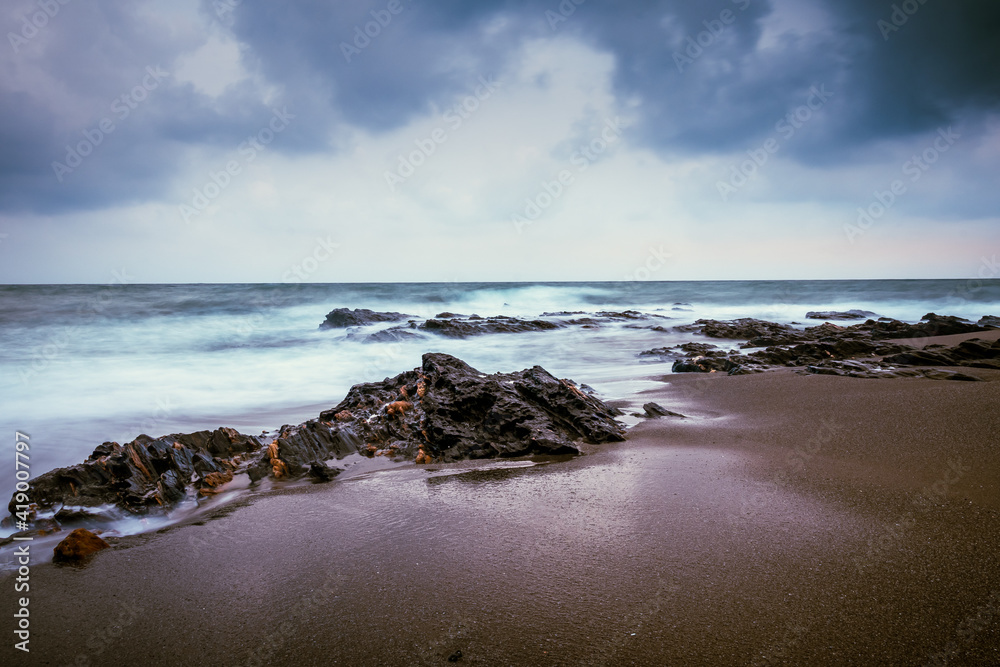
[671,356,749,374]
[882,338,1000,369]
[806,310,880,321]
[448,650,463,662]
[639,342,726,361]
[53,528,110,563]
[361,328,423,344]
[319,353,625,461]
[676,318,799,342]
[667,313,997,381]
[307,462,340,482]
[642,402,686,419]
[11,427,261,518]
[863,313,988,340]
[541,311,586,316]
[320,308,412,329]
[434,312,464,319]
[595,310,668,321]
[420,317,561,338]
[978,315,1000,329]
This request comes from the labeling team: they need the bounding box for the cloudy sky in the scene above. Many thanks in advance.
[1,0,998,283]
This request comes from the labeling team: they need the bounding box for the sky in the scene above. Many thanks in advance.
[0,0,998,283]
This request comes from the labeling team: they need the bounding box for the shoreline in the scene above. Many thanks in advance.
[4,327,1000,664]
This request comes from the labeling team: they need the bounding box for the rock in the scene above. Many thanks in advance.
[53,528,110,563]
[863,313,988,340]
[362,328,423,343]
[448,650,463,662]
[11,427,262,518]
[640,342,726,361]
[676,318,799,342]
[320,308,412,329]
[642,402,686,419]
[318,353,625,460]
[978,315,1000,329]
[882,338,1000,370]
[420,317,561,338]
[806,310,880,320]
[307,462,340,482]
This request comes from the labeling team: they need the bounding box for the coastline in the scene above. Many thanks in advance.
[5,330,1000,665]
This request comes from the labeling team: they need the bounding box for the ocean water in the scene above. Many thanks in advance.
[2,279,999,525]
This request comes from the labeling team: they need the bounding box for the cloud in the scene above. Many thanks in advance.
[0,0,998,282]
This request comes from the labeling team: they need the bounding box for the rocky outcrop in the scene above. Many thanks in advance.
[667,314,999,379]
[317,353,625,460]
[320,308,412,329]
[860,313,986,339]
[14,427,262,517]
[9,355,623,528]
[52,528,110,563]
[882,338,1000,370]
[806,310,880,320]
[675,318,799,342]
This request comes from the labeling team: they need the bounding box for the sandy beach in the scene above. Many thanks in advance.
[5,331,1000,666]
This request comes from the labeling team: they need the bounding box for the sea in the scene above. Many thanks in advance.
[2,279,999,538]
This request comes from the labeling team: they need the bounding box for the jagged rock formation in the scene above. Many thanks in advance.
[8,355,623,529]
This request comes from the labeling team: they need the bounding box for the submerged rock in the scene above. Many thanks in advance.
[806,310,880,320]
[320,308,412,329]
[675,318,799,342]
[419,317,561,338]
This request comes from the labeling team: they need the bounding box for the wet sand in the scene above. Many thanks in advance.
[5,353,1000,665]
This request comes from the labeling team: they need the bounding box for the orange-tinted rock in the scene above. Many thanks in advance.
[202,471,233,488]
[334,410,353,422]
[386,401,412,416]
[53,528,110,563]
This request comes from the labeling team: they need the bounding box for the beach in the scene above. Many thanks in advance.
[6,328,999,666]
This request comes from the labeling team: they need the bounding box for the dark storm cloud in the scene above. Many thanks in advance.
[1,0,998,215]
[0,0,307,214]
